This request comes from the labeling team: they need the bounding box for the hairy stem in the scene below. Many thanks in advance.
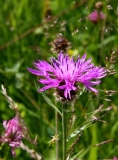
[55,110,59,160]
[62,102,68,160]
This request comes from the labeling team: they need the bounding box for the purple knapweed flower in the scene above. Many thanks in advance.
[0,117,23,156]
[88,11,105,23]
[28,53,106,100]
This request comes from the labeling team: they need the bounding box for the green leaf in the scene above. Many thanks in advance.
[67,122,91,141]
[5,59,24,73]
[70,148,89,159]
[98,36,116,48]
[40,92,62,116]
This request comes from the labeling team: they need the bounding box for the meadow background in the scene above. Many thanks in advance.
[0,0,118,159]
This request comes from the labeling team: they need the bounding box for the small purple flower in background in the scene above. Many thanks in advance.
[0,117,23,156]
[113,156,118,160]
[88,10,105,23]
[28,53,106,100]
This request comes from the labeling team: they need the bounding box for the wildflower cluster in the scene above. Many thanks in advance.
[1,3,112,158]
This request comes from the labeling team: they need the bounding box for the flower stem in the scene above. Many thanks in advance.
[55,110,59,160]
[62,102,68,160]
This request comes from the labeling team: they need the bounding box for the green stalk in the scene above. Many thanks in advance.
[62,102,68,160]
[55,110,59,160]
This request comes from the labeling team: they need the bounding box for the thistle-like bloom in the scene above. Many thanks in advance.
[28,53,106,100]
[88,11,105,23]
[0,117,23,156]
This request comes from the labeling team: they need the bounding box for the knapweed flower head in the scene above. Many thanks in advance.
[28,52,106,101]
[51,33,71,54]
[88,11,105,23]
[0,117,23,156]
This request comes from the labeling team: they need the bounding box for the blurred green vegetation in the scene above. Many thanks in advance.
[0,0,118,159]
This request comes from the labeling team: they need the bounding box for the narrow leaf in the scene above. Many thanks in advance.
[41,92,62,116]
[67,122,91,141]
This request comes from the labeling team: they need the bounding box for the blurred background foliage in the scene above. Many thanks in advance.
[0,0,118,159]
